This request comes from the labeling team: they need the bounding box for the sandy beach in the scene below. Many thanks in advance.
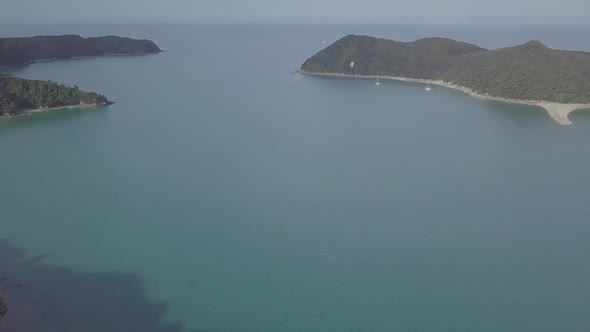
[296,70,590,126]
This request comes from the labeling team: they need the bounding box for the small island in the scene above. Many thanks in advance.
[299,35,590,125]
[0,35,161,117]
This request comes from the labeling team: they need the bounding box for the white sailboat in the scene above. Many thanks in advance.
[425,82,432,91]
[375,77,381,86]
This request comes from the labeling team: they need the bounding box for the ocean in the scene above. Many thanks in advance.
[1,23,590,332]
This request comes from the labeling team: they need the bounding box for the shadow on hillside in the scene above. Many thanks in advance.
[0,240,212,332]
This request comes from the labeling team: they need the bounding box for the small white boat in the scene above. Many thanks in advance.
[425,83,432,91]
[375,77,381,86]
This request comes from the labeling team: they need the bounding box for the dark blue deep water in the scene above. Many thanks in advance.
[1,23,590,332]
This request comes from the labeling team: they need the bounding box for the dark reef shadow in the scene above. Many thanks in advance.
[0,240,215,332]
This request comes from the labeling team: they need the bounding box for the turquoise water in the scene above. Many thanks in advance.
[2,24,590,332]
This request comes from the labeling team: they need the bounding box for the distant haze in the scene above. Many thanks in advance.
[1,0,589,23]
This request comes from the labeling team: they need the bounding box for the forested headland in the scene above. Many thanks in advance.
[301,35,590,104]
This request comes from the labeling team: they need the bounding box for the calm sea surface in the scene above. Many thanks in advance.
[1,24,590,332]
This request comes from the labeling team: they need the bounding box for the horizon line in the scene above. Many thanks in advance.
[1,16,590,25]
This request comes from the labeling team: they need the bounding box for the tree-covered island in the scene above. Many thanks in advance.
[0,35,161,117]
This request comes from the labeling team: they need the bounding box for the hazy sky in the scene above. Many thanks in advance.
[2,0,589,23]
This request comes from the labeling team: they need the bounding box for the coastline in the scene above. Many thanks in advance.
[296,70,590,126]
[31,52,162,63]
[0,52,161,68]
[0,52,162,69]
[0,103,111,119]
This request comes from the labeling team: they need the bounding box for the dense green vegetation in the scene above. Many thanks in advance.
[301,35,590,103]
[0,76,111,116]
[0,34,153,115]
[0,35,161,66]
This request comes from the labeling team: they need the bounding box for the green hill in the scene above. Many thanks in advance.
[301,35,590,104]
[0,35,161,66]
